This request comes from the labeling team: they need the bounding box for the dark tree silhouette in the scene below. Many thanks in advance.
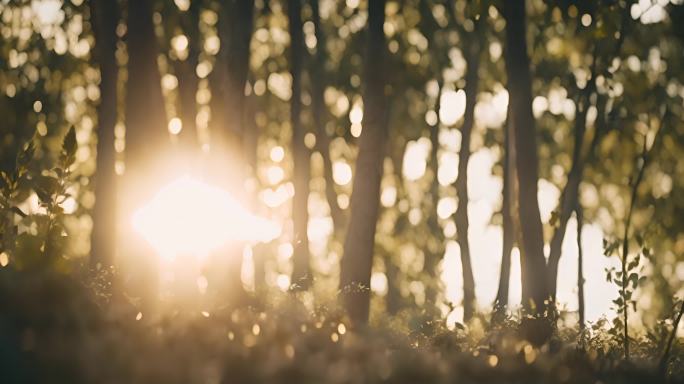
[339,0,387,325]
[494,105,515,319]
[310,0,345,235]
[124,0,170,305]
[452,18,483,322]
[213,0,255,300]
[125,0,168,177]
[217,0,255,166]
[546,4,632,301]
[502,0,550,323]
[89,0,119,268]
[288,0,311,289]
[173,0,201,149]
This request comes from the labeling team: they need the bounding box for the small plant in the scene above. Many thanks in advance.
[0,139,35,260]
[31,127,77,263]
[603,233,648,360]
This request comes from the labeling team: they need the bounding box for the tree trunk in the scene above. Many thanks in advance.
[288,0,311,289]
[425,82,442,305]
[493,106,515,320]
[217,0,255,169]
[453,21,481,322]
[386,139,407,315]
[502,0,549,320]
[174,0,201,149]
[547,64,596,301]
[576,203,585,333]
[339,0,387,325]
[546,1,634,299]
[310,0,345,234]
[124,0,170,306]
[89,0,119,268]
[125,0,168,178]
[214,0,255,302]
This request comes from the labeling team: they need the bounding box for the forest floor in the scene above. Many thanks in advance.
[0,267,682,384]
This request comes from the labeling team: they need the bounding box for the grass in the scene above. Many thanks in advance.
[1,266,682,384]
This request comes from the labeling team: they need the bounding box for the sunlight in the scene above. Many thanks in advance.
[132,176,281,260]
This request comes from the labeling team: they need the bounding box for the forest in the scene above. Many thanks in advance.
[1,0,684,382]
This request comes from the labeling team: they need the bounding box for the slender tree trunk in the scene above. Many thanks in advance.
[502,0,549,321]
[174,0,201,149]
[547,61,596,301]
[493,106,515,320]
[425,83,442,305]
[124,0,170,306]
[386,139,407,315]
[576,203,585,333]
[288,0,311,289]
[125,0,168,177]
[217,0,255,168]
[339,0,387,325]
[89,0,119,268]
[214,0,255,301]
[453,21,482,322]
[310,0,344,234]
[547,1,634,299]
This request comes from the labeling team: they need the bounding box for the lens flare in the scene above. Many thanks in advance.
[132,176,280,260]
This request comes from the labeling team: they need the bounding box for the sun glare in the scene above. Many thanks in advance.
[132,176,281,260]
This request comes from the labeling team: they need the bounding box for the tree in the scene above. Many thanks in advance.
[452,16,483,322]
[89,0,119,268]
[214,0,256,300]
[494,104,515,320]
[339,0,387,325]
[172,0,201,150]
[309,0,345,235]
[125,0,169,179]
[546,3,633,302]
[216,0,255,170]
[288,0,311,289]
[502,0,550,322]
[123,0,171,305]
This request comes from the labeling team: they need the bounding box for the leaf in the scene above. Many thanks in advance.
[33,175,59,204]
[629,273,639,289]
[61,126,77,167]
[17,140,35,168]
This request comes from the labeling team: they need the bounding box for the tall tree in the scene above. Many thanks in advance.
[89,0,119,267]
[212,0,255,300]
[125,0,168,179]
[493,105,516,319]
[452,17,483,322]
[124,0,170,305]
[288,0,311,289]
[216,0,255,168]
[310,0,345,234]
[173,0,201,149]
[502,0,550,321]
[546,4,632,301]
[339,0,387,325]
